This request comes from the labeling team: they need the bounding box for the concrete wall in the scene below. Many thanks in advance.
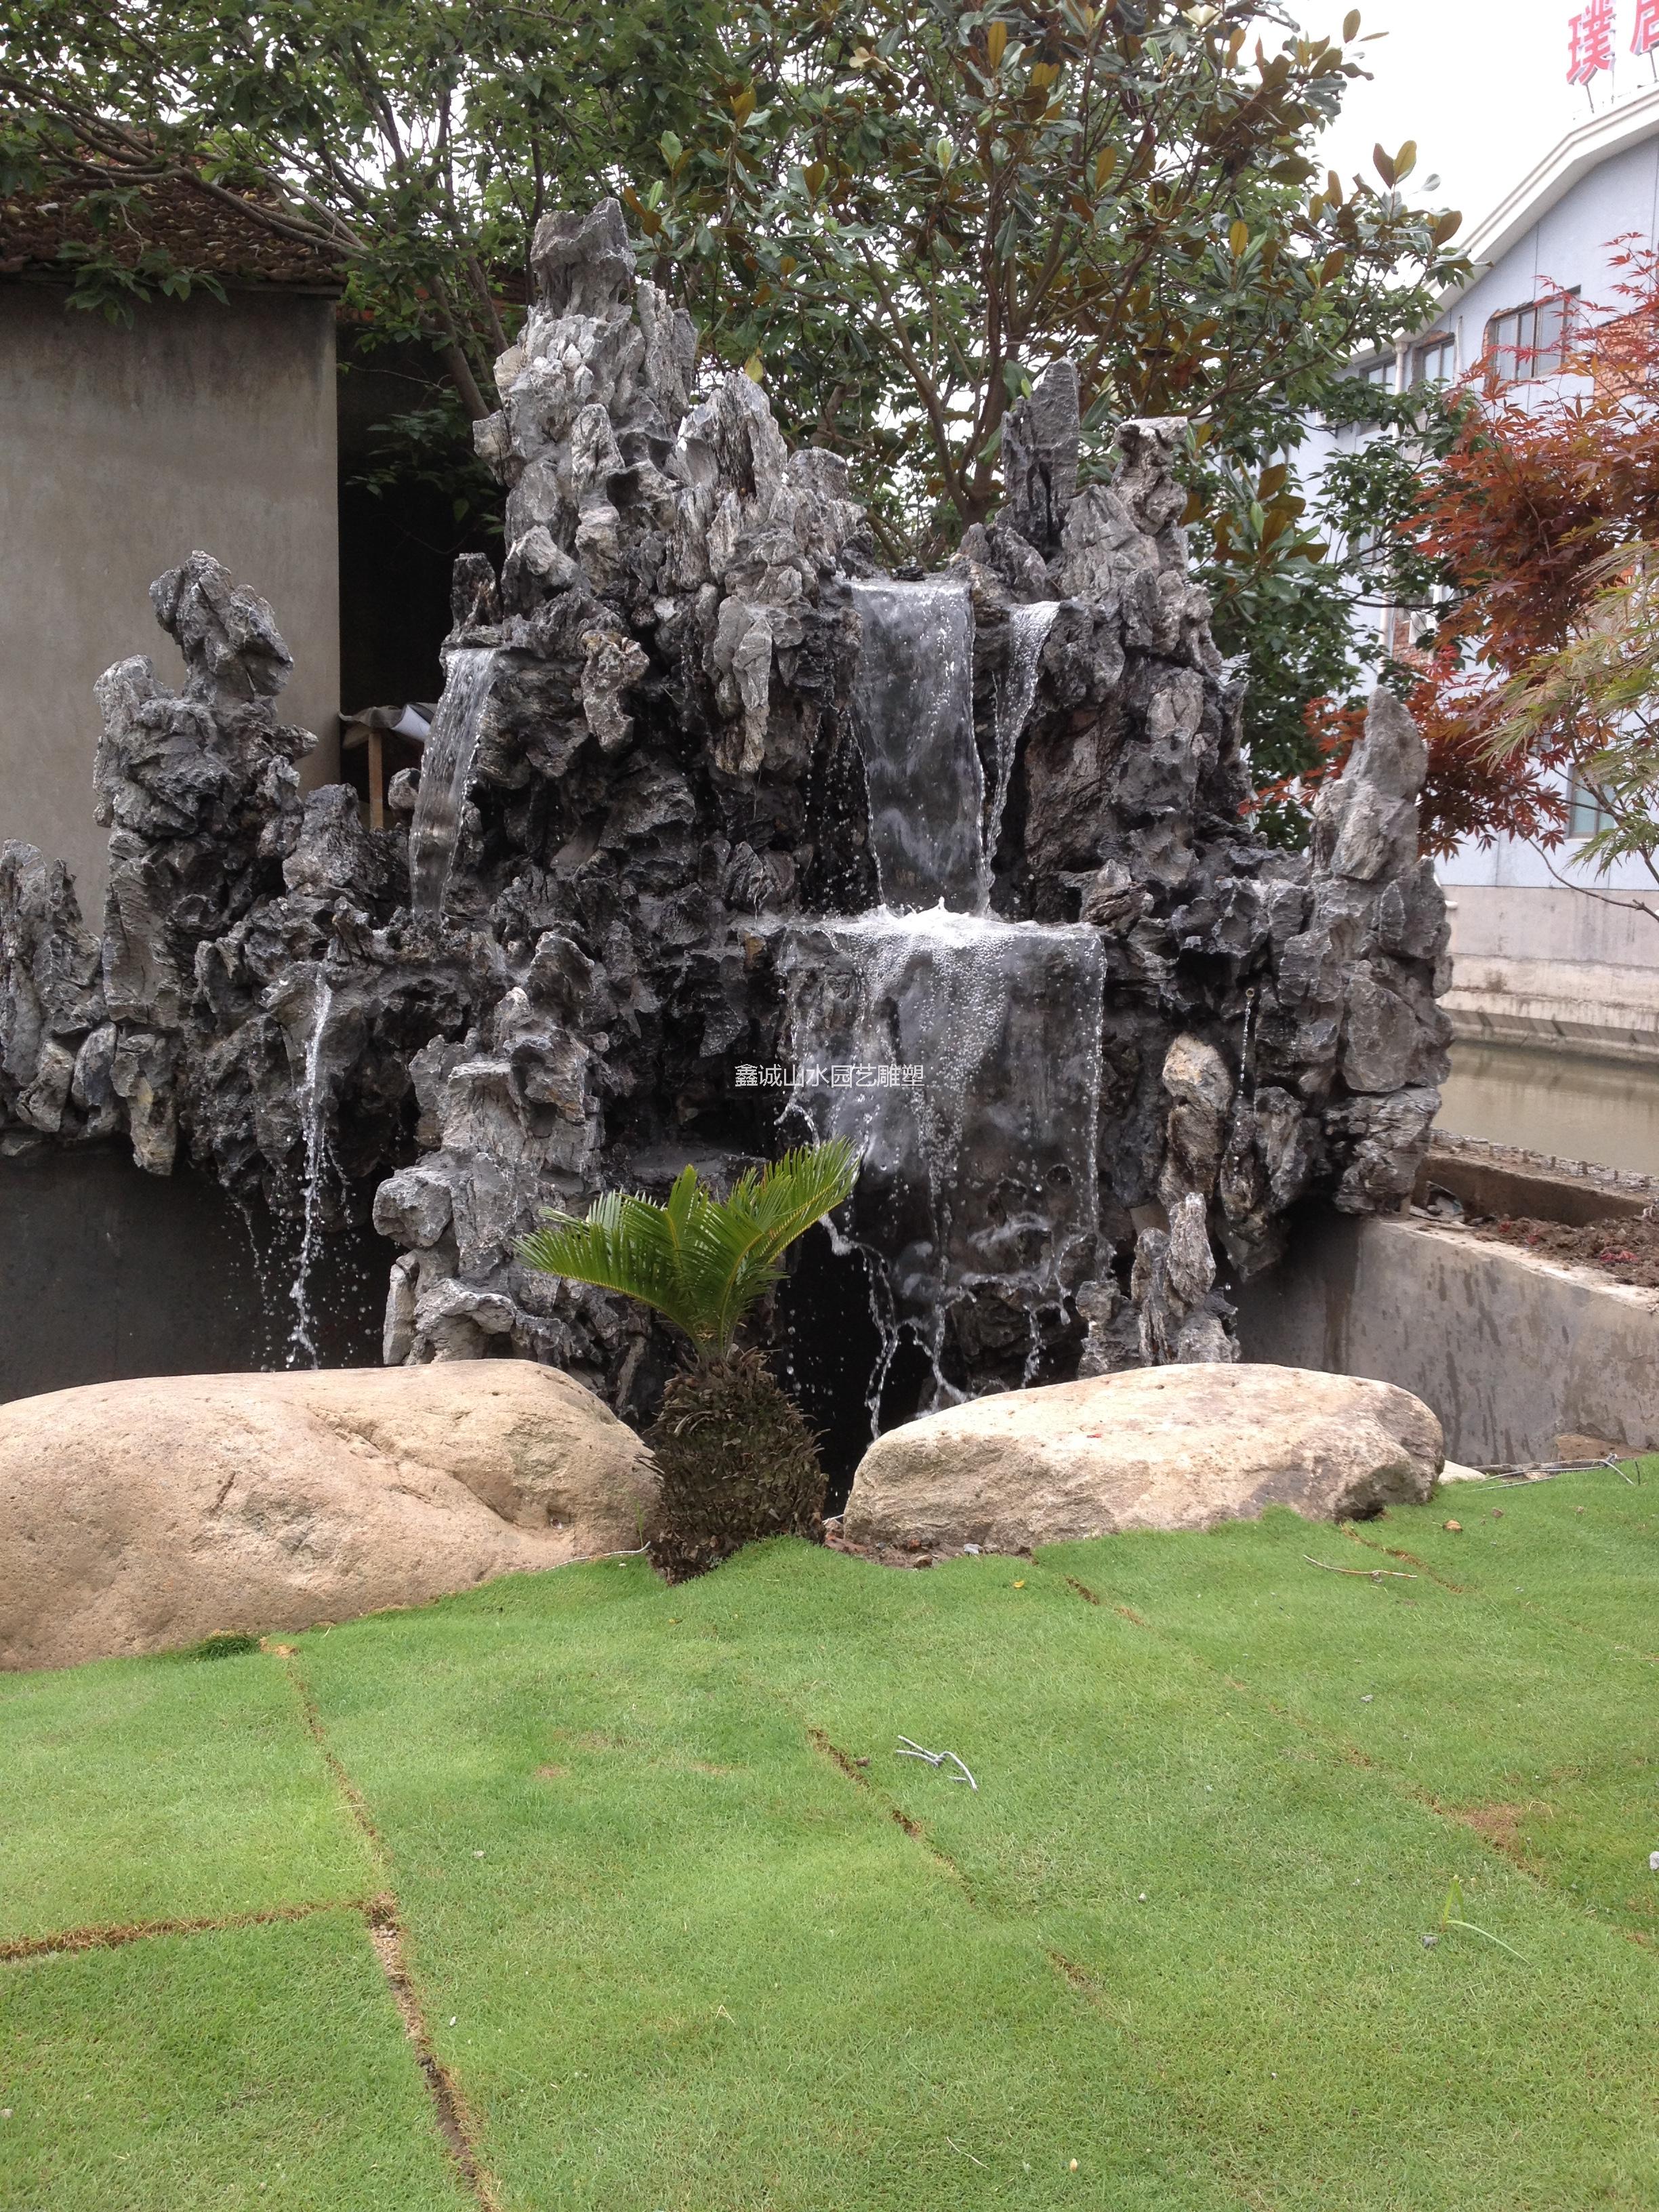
[0,282,341,916]
[1441,884,1659,1060]
[0,1143,390,1405]
[1237,1213,1659,1466]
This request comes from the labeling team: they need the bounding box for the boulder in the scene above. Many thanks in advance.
[842,1362,1443,1552]
[0,1361,657,1671]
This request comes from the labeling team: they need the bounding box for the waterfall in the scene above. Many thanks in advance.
[780,906,1104,1410]
[408,647,498,917]
[848,581,985,913]
[984,602,1059,877]
[286,973,334,1368]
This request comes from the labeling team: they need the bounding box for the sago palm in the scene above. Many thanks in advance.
[519,1141,859,1580]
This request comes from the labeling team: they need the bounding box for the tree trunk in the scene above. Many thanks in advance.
[644,1349,826,1582]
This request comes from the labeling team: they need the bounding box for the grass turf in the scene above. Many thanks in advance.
[3,1467,1656,2207]
[0,1912,472,2210]
[0,1647,375,1941]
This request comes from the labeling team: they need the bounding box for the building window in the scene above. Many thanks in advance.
[1412,333,1456,387]
[1485,291,1578,384]
[1568,773,1614,838]
[1361,357,1393,392]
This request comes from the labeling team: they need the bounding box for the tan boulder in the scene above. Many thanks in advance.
[0,1361,657,1670]
[843,1362,1443,1552]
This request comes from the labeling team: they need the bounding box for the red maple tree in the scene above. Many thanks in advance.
[1292,241,1659,861]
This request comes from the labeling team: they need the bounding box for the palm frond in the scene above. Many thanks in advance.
[517,1140,859,1361]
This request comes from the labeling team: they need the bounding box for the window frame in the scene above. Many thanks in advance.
[1483,289,1580,387]
[1567,771,1614,840]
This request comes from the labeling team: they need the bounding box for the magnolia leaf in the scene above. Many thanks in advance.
[1229,218,1249,258]
[659,129,682,167]
[1343,7,1360,38]
[986,19,1007,68]
[1373,142,1396,188]
[1258,462,1289,498]
[1094,145,1118,190]
[1394,138,1416,182]
[743,352,764,382]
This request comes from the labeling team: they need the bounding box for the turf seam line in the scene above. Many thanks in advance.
[802,1723,975,1886]
[1340,1528,1659,1663]
[0,1896,374,1965]
[275,1647,504,2212]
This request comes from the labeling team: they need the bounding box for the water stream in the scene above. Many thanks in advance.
[408,646,498,917]
[286,973,334,1367]
[985,601,1059,875]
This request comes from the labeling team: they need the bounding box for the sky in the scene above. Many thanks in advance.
[1288,0,1652,237]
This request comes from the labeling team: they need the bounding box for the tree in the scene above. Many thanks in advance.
[1220,366,1466,806]
[632,3,1461,547]
[5,1,1464,782]
[1383,242,1659,887]
[0,0,724,415]
[519,1142,859,1580]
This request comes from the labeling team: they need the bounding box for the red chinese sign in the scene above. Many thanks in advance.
[1568,0,1616,81]
[1634,0,1659,56]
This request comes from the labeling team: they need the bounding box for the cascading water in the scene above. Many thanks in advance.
[408,646,498,917]
[985,602,1059,875]
[783,585,1103,1425]
[782,906,1103,1305]
[287,972,334,1368]
[848,581,985,913]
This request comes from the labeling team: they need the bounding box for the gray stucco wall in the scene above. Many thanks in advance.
[0,282,341,915]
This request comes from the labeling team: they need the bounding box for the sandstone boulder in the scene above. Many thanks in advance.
[842,1363,1443,1552]
[0,1361,657,1670]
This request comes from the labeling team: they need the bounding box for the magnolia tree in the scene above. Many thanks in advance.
[3,0,1466,783]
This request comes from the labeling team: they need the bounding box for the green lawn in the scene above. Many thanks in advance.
[3,1469,1656,2209]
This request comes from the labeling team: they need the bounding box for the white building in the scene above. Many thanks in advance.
[1309,84,1659,1071]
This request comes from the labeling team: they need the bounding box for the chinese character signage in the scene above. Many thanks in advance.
[1568,0,1616,83]
[1569,0,1659,80]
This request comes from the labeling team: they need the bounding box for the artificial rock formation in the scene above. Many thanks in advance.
[0,1361,657,1668]
[0,196,1451,1443]
[841,1362,1446,1552]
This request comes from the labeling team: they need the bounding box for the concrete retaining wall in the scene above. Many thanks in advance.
[1237,1212,1659,1466]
